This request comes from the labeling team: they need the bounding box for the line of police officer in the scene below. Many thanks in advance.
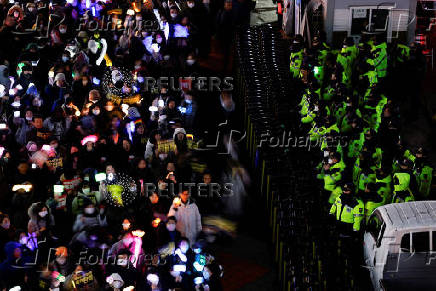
[292,33,434,235]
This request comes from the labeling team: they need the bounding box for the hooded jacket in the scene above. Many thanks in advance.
[27,203,55,234]
[0,242,30,289]
[168,199,202,244]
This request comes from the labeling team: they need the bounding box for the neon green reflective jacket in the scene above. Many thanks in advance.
[416,165,433,198]
[393,172,411,192]
[372,42,388,78]
[330,196,364,231]
[290,50,303,78]
[358,172,376,191]
[324,161,346,191]
[376,175,392,199]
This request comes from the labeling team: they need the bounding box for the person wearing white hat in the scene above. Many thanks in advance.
[54,73,66,87]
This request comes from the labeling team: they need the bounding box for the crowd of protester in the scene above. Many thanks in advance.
[0,0,255,289]
[292,33,434,234]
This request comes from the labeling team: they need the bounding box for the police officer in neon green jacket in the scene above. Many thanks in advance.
[290,36,304,79]
[330,183,364,232]
[362,183,384,223]
[392,159,417,203]
[414,148,433,198]
[375,168,392,202]
[371,41,388,78]
[323,152,346,192]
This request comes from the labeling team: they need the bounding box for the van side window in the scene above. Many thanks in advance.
[401,233,410,252]
[412,232,430,252]
[367,213,383,240]
[376,223,386,248]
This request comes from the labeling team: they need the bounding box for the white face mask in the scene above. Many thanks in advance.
[113,280,123,289]
[84,207,95,214]
[39,211,48,217]
[129,186,137,192]
[2,222,10,229]
[328,158,333,164]
[187,2,195,8]
[62,56,69,62]
[170,13,178,18]
[186,59,195,66]
[166,223,176,231]
[163,55,170,61]
[26,116,33,121]
[82,188,90,194]
[92,109,100,115]
[19,237,28,245]
[134,65,141,70]
[59,28,67,34]
[117,258,128,266]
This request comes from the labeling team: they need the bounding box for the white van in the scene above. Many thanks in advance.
[363,201,436,291]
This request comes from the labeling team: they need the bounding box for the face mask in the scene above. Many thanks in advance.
[134,65,141,70]
[62,56,69,62]
[26,116,33,121]
[113,281,123,289]
[82,188,90,194]
[186,59,195,66]
[19,237,27,245]
[59,28,67,34]
[56,257,66,265]
[187,2,195,8]
[163,55,170,61]
[2,222,10,229]
[156,37,162,44]
[39,211,48,217]
[92,109,100,115]
[170,13,178,18]
[84,207,95,214]
[180,245,189,253]
[166,223,176,231]
[129,186,137,192]
[117,258,128,266]
[328,158,333,164]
